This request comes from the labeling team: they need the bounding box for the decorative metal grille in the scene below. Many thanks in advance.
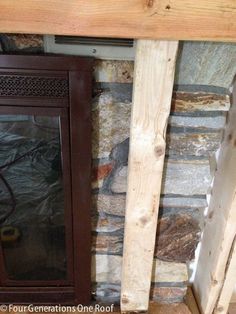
[0,75,68,98]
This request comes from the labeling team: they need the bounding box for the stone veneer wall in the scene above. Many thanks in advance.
[0,34,235,304]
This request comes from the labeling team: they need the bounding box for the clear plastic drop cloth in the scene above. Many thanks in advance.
[0,115,67,281]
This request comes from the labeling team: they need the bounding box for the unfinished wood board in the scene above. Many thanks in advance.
[231,288,236,303]
[120,40,178,312]
[148,302,191,314]
[1,0,236,41]
[214,238,236,313]
[193,77,236,314]
[185,287,200,314]
[229,304,236,314]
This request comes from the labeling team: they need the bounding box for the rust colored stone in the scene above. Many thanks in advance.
[155,214,200,262]
[166,132,222,157]
[151,286,187,303]
[4,34,43,50]
[92,163,113,181]
[94,60,134,83]
[92,234,123,255]
[92,214,124,233]
[171,91,230,112]
[92,194,126,216]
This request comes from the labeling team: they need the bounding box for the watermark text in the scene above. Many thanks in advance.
[0,304,115,313]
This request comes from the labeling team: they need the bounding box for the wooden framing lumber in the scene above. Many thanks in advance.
[1,0,236,42]
[185,287,201,314]
[120,40,178,312]
[214,238,236,313]
[193,76,236,314]
[231,289,236,303]
[229,304,236,314]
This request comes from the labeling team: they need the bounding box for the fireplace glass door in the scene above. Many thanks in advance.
[0,55,92,304]
[0,109,73,286]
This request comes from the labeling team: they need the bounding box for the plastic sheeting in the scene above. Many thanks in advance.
[0,115,64,227]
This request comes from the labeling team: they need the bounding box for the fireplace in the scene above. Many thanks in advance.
[0,55,93,304]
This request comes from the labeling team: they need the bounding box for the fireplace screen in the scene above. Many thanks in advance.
[0,55,93,304]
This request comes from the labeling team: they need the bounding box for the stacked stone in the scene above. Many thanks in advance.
[0,34,43,52]
[1,34,234,304]
[91,61,230,303]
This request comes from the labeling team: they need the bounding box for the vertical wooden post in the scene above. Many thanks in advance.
[120,40,179,312]
[214,239,236,313]
[194,77,236,314]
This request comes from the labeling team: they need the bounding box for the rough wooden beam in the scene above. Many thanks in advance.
[1,0,236,41]
[214,238,236,314]
[120,40,178,312]
[194,76,236,314]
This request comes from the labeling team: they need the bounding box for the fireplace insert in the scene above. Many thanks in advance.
[0,55,93,304]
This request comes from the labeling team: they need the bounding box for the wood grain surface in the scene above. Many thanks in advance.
[1,0,236,41]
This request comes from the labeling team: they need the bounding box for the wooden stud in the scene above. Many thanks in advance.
[194,76,236,314]
[1,0,236,41]
[120,40,178,312]
[214,239,236,314]
[231,289,236,303]
[228,303,236,314]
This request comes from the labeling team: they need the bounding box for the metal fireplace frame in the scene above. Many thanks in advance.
[0,55,93,304]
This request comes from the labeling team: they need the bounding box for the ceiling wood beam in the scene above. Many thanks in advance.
[120,39,178,312]
[1,0,236,41]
